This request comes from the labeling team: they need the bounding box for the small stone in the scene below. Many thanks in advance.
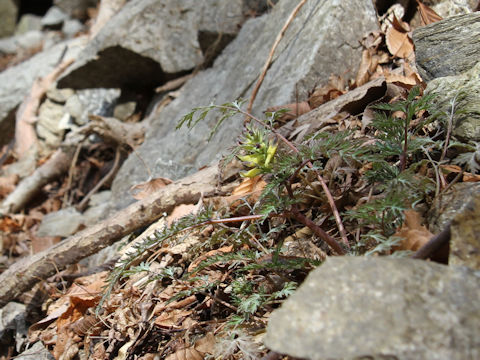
[41,6,69,28]
[36,99,67,147]
[46,87,75,103]
[0,0,18,38]
[15,14,43,35]
[113,101,136,121]
[37,207,84,237]
[62,18,84,38]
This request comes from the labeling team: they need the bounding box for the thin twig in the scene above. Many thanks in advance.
[76,147,121,212]
[246,0,309,116]
[440,93,458,162]
[64,142,83,208]
[284,175,345,255]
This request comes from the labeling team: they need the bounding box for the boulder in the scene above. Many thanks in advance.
[427,182,480,233]
[110,0,379,211]
[425,61,480,142]
[265,256,480,360]
[0,37,86,146]
[57,0,251,90]
[413,12,480,81]
[450,192,480,269]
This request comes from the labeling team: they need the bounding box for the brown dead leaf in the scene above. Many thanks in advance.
[386,25,414,59]
[416,0,443,25]
[265,101,311,122]
[0,174,18,198]
[165,346,203,360]
[440,164,480,182]
[394,210,433,251]
[384,72,418,88]
[355,50,374,87]
[194,332,215,355]
[309,74,347,108]
[188,245,233,272]
[130,177,173,200]
[154,308,194,329]
[384,15,413,59]
[167,204,198,226]
[215,176,266,214]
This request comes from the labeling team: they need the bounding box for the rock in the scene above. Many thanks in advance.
[62,18,84,38]
[110,0,379,211]
[46,87,75,103]
[74,88,120,125]
[14,341,54,360]
[0,30,44,55]
[0,0,18,38]
[413,12,480,81]
[450,192,480,269]
[427,182,480,233]
[0,302,27,353]
[425,61,480,142]
[57,0,256,90]
[0,36,86,146]
[36,99,67,148]
[41,6,69,29]
[36,207,84,237]
[113,101,136,121]
[54,0,98,20]
[265,257,480,360]
[83,191,112,223]
[15,14,43,35]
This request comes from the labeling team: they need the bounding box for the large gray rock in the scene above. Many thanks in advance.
[413,12,480,82]
[425,61,480,142]
[265,257,480,360]
[0,0,18,38]
[57,0,250,90]
[427,182,480,233]
[110,0,378,211]
[0,37,86,146]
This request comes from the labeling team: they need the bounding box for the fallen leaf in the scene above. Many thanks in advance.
[194,332,216,354]
[416,0,443,25]
[393,210,433,251]
[386,22,414,59]
[265,101,311,122]
[309,74,347,107]
[188,245,233,272]
[355,49,374,87]
[130,177,173,200]
[0,174,18,198]
[167,204,198,226]
[165,346,203,360]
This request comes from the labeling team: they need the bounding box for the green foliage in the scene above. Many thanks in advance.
[100,86,444,324]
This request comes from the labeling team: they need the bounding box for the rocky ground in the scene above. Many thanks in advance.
[0,0,479,359]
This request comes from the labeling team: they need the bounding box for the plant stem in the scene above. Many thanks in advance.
[223,105,350,247]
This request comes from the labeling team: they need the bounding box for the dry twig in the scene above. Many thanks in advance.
[246,0,309,116]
